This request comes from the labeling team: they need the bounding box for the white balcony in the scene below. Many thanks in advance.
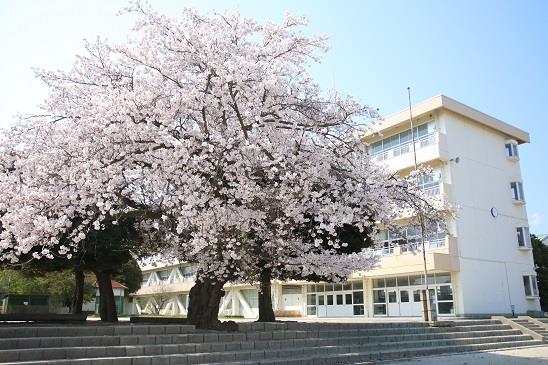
[371,132,449,171]
[365,236,459,277]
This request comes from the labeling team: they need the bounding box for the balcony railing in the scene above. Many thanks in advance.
[371,133,437,162]
[142,274,196,287]
[373,236,446,256]
[402,238,446,252]
[421,183,441,197]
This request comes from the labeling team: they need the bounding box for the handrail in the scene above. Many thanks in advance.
[371,132,437,158]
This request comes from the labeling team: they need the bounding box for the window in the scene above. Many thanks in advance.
[353,291,364,305]
[435,273,452,284]
[318,295,324,305]
[180,265,193,278]
[510,182,525,202]
[353,305,365,315]
[436,285,453,301]
[373,278,385,288]
[345,293,353,304]
[409,275,424,286]
[336,294,344,305]
[388,291,397,303]
[413,290,421,302]
[437,302,454,314]
[368,121,435,157]
[378,225,446,254]
[397,276,410,287]
[158,270,170,282]
[517,227,531,248]
[327,295,333,305]
[400,290,409,303]
[523,276,531,296]
[523,275,539,297]
[505,142,519,159]
[283,286,302,295]
[142,273,151,285]
[373,289,386,303]
[385,277,397,288]
[418,170,441,196]
[374,304,387,315]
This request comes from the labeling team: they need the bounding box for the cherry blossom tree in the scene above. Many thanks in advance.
[0,3,448,328]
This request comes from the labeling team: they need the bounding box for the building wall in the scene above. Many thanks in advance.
[441,109,539,315]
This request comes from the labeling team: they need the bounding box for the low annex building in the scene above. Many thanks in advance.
[130,95,540,319]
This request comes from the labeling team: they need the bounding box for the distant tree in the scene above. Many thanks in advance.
[114,259,143,295]
[0,269,43,294]
[147,285,173,315]
[532,234,548,311]
[0,269,95,311]
[1,216,159,321]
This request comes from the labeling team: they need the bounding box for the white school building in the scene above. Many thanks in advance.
[130,95,541,319]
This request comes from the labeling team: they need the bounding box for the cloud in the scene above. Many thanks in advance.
[530,212,543,227]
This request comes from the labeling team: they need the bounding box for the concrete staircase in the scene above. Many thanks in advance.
[0,319,541,365]
[514,317,548,341]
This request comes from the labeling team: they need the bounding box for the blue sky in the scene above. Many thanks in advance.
[1,0,547,233]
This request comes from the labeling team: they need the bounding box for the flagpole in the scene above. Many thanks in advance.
[407,87,432,322]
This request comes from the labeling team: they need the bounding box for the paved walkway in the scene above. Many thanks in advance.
[379,345,548,364]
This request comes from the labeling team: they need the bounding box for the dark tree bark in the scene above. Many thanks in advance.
[94,270,118,322]
[72,268,85,315]
[188,277,237,331]
[257,266,275,322]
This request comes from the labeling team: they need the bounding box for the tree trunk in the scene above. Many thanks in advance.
[72,268,85,315]
[187,277,237,331]
[94,270,118,322]
[257,266,275,322]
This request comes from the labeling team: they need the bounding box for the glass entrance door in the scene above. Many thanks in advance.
[307,281,365,317]
[372,273,454,317]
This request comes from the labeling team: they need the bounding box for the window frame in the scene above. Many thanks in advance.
[510,182,525,202]
[505,141,519,159]
[523,275,539,297]
[516,226,531,249]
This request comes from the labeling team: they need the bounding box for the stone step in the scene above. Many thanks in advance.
[1,339,541,365]
[0,320,502,339]
[0,322,512,342]
[512,319,548,338]
[0,325,202,339]
[201,340,543,365]
[236,319,499,332]
[0,324,515,350]
[0,328,525,360]
[0,327,523,350]
[0,333,534,363]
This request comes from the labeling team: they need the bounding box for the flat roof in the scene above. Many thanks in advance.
[365,94,530,144]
